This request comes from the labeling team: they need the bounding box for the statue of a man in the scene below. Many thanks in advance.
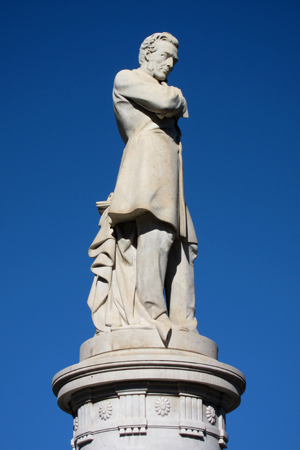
[88,33,198,342]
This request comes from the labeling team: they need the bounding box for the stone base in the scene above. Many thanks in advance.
[80,327,218,360]
[53,330,245,449]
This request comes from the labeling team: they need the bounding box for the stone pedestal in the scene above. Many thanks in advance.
[53,329,245,449]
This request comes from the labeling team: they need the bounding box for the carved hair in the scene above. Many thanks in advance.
[138,32,179,66]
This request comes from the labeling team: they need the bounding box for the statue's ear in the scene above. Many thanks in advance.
[145,51,151,61]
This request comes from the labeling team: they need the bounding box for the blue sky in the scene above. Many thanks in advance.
[1,1,299,449]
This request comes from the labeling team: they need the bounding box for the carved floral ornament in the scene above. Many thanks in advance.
[155,397,171,416]
[99,401,113,420]
[206,406,217,425]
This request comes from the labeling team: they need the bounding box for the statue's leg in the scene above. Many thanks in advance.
[165,239,198,331]
[135,212,175,320]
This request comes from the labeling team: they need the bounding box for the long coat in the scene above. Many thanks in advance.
[108,68,197,243]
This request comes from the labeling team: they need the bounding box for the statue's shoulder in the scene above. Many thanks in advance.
[114,69,138,88]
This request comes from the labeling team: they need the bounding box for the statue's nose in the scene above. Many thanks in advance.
[166,57,174,68]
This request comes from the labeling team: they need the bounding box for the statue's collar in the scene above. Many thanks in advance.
[135,68,167,85]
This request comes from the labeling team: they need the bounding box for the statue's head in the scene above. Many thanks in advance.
[139,32,179,82]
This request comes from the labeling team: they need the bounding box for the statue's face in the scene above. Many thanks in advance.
[147,41,178,81]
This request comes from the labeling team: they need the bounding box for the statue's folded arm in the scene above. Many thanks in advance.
[114,69,187,118]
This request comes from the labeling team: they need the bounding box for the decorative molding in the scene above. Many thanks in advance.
[119,425,147,436]
[73,401,94,448]
[76,433,94,446]
[180,427,205,438]
[78,401,92,428]
[155,397,171,417]
[99,401,113,420]
[206,405,217,425]
[73,416,79,431]
[218,407,228,449]
[117,389,148,435]
[178,393,205,438]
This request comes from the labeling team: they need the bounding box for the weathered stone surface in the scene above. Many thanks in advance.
[79,328,218,361]
[87,32,198,341]
[53,341,245,449]
[53,32,246,449]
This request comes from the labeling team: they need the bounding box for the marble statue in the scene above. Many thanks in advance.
[88,32,198,342]
[53,35,246,450]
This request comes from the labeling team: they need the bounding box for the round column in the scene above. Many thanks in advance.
[53,329,245,450]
